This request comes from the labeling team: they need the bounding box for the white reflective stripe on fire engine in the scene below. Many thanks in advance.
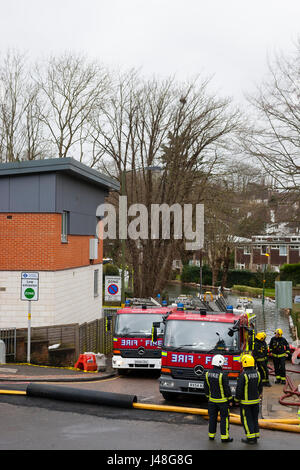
[112,356,161,369]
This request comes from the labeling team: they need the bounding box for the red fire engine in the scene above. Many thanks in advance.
[110,300,173,372]
[153,303,256,400]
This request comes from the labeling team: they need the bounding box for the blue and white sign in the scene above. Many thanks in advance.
[105,276,121,302]
[21,272,39,301]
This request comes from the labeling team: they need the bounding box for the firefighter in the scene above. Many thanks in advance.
[252,332,271,387]
[204,354,233,443]
[269,328,290,384]
[235,354,263,445]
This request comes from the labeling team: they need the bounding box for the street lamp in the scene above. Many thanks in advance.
[121,170,126,306]
[199,249,203,297]
[262,253,270,315]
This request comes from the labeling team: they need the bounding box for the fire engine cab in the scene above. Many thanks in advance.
[152,303,256,400]
[110,299,173,372]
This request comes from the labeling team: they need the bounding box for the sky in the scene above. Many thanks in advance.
[0,0,299,106]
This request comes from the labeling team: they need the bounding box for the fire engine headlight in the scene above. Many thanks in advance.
[161,380,175,388]
[113,357,124,367]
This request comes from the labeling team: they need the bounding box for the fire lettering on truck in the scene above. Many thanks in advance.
[145,339,163,347]
[205,356,228,366]
[121,339,138,346]
[171,353,194,364]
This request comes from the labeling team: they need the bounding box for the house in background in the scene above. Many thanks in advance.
[0,158,119,328]
[234,190,300,273]
[235,233,300,272]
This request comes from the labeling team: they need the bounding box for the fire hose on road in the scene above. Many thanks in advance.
[268,358,300,409]
[0,382,299,434]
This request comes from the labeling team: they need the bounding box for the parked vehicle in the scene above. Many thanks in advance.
[109,300,173,373]
[153,305,256,400]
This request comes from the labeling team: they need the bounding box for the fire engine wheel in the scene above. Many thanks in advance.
[161,391,178,401]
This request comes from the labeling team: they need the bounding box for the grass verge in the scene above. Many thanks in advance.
[232,285,275,298]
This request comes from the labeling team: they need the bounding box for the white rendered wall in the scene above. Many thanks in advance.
[0,264,103,328]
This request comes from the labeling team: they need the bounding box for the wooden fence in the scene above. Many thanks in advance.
[11,309,118,365]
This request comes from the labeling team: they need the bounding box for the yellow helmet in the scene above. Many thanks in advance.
[256,332,266,341]
[241,354,255,368]
[275,328,283,336]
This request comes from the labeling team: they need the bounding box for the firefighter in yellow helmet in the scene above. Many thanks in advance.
[269,328,290,384]
[235,354,263,445]
[252,332,271,387]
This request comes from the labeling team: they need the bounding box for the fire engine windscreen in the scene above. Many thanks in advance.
[163,320,239,352]
[115,314,165,337]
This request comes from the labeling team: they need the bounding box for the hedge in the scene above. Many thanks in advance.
[103,263,120,278]
[280,263,300,286]
[181,265,212,285]
[180,265,278,288]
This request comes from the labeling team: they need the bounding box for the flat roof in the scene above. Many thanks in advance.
[117,308,172,314]
[167,312,237,323]
[0,158,120,192]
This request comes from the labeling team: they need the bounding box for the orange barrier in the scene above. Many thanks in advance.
[74,353,97,372]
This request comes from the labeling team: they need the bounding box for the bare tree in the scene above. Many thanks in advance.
[243,39,300,192]
[0,50,47,162]
[94,71,240,296]
[34,52,109,160]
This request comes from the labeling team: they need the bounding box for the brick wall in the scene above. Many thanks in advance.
[0,213,103,271]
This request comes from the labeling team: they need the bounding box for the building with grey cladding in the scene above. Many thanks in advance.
[0,158,119,328]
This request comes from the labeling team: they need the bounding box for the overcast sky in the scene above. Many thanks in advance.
[0,0,299,106]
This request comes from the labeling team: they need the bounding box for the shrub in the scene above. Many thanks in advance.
[103,263,120,277]
[280,263,300,286]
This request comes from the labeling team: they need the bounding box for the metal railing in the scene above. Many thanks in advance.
[0,328,17,362]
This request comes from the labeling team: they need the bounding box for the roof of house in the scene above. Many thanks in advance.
[0,158,120,192]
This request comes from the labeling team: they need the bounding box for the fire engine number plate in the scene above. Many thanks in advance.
[188,382,204,389]
[135,360,148,364]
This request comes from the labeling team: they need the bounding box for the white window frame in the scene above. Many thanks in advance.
[261,245,268,255]
[94,269,99,297]
[61,211,68,243]
[279,245,287,256]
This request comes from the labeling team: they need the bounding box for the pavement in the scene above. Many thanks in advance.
[0,361,299,421]
[260,366,300,420]
[0,362,116,382]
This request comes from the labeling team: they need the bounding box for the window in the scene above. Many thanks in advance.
[237,263,245,270]
[279,245,287,256]
[244,246,251,254]
[94,269,99,297]
[61,211,68,243]
[261,245,268,254]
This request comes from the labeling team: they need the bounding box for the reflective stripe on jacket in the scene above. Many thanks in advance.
[235,367,262,405]
[204,366,232,403]
[252,338,268,361]
[269,336,290,357]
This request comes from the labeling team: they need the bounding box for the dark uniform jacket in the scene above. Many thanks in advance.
[235,366,263,405]
[204,366,233,403]
[269,336,290,358]
[252,338,269,362]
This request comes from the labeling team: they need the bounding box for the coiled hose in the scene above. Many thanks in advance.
[268,358,300,408]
